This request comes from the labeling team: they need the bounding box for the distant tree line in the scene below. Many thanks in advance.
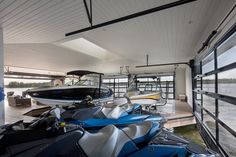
[202,78,236,84]
[5,81,51,88]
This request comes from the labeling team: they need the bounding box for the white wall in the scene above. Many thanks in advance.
[0,28,4,124]
[175,67,186,99]
[185,66,193,107]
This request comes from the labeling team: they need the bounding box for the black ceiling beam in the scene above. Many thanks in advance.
[83,0,92,26]
[66,0,197,36]
[136,62,189,68]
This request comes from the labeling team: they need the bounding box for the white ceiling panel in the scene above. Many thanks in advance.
[0,0,235,73]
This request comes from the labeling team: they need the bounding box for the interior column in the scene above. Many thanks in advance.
[0,28,4,124]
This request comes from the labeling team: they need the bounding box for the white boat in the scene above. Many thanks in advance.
[125,75,167,106]
[26,70,113,106]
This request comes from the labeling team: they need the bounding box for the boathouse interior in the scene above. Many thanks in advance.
[0,0,235,156]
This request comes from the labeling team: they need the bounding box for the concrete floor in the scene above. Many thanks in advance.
[4,100,47,124]
[4,99,194,128]
[146,100,195,128]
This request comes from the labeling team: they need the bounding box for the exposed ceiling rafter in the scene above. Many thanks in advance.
[66,0,198,36]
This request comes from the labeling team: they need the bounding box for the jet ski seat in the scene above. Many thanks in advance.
[79,121,158,157]
[101,102,141,119]
[122,121,160,146]
[62,106,102,121]
[101,105,128,119]
[34,122,159,157]
[79,124,138,157]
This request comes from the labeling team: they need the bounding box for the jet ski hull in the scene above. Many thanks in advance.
[0,121,218,157]
[69,114,164,130]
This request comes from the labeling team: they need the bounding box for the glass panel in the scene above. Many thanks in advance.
[203,95,215,115]
[203,110,216,137]
[218,100,236,131]
[168,88,173,92]
[202,75,215,92]
[196,103,201,116]
[196,78,201,89]
[168,82,173,87]
[218,68,236,97]
[137,78,148,82]
[168,94,173,99]
[202,52,214,74]
[161,76,173,81]
[118,78,128,83]
[217,32,236,68]
[102,79,109,83]
[219,124,236,156]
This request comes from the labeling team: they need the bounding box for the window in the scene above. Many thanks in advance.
[136,75,175,99]
[218,68,236,97]
[219,124,236,157]
[202,75,215,92]
[103,74,175,99]
[203,95,215,115]
[217,32,236,68]
[193,25,236,157]
[202,52,214,74]
[103,77,128,98]
[218,100,236,131]
[203,110,216,138]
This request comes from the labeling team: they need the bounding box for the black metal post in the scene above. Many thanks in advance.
[83,0,92,26]
[113,78,115,98]
[173,72,176,99]
[200,61,203,121]
[99,74,101,99]
[214,49,219,143]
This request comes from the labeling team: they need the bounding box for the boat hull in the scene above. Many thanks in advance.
[129,92,161,105]
[27,86,113,106]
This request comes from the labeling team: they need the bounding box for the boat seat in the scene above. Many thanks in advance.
[79,125,138,157]
[122,121,160,146]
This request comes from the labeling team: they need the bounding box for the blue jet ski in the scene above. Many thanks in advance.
[0,109,218,157]
[37,122,218,157]
[60,96,165,130]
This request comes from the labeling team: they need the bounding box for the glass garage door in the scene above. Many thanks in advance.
[193,25,236,157]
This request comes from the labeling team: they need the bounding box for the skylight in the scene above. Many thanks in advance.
[61,38,108,60]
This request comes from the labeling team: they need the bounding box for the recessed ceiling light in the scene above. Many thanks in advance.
[61,38,108,60]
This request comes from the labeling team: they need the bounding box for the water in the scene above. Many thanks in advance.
[4,88,31,96]
[174,124,205,147]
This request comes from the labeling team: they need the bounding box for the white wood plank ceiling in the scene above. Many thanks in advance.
[1,0,235,73]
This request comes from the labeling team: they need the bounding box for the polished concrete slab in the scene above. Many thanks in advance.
[4,99,194,128]
[155,100,193,119]
[4,100,46,124]
[146,100,195,128]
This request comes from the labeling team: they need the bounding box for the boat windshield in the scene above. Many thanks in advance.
[128,76,161,93]
[64,74,100,86]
